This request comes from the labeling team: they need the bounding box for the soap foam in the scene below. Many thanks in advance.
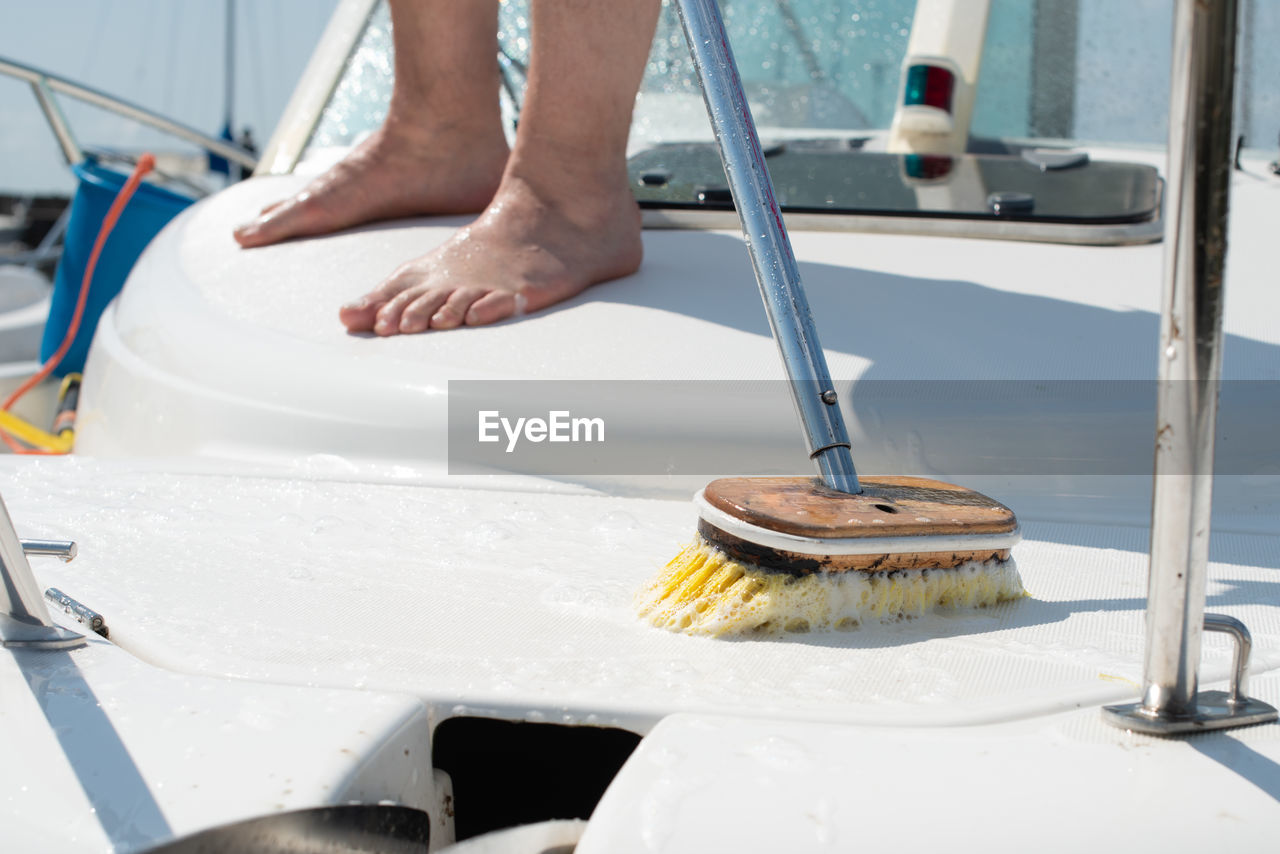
[636,536,1026,637]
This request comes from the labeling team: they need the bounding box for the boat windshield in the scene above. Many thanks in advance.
[307,0,918,152]
[299,0,1277,243]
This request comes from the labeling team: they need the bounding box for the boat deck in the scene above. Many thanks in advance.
[8,452,1280,849]
[7,457,1279,733]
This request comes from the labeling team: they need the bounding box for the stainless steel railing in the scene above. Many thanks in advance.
[0,55,257,171]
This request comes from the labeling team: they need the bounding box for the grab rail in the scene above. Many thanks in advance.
[0,55,258,171]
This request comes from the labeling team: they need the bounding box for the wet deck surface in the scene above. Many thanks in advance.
[7,457,1278,731]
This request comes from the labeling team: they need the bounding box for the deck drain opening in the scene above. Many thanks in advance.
[432,718,641,841]
[873,503,898,514]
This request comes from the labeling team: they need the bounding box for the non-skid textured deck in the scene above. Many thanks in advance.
[7,457,1279,731]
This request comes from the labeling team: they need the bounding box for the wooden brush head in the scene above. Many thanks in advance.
[698,476,1018,574]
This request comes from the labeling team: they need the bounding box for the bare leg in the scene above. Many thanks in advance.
[339,0,661,334]
[233,0,509,248]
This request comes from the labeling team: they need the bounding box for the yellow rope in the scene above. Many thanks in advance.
[0,410,73,453]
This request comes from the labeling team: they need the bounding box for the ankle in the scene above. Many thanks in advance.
[381,98,508,151]
[502,152,633,211]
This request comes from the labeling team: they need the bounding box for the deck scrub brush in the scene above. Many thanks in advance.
[639,0,1025,637]
[637,476,1024,637]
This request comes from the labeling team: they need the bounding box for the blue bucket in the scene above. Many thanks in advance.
[40,160,194,375]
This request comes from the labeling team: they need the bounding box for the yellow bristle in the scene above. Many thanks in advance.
[636,535,1027,638]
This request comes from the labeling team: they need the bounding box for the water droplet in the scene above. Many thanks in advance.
[742,735,814,771]
[593,511,638,535]
[311,515,346,536]
[469,521,514,544]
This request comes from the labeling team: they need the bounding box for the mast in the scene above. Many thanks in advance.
[224,0,236,139]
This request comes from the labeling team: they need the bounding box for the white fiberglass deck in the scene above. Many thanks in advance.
[7,457,1280,732]
[54,149,1280,728]
[578,697,1280,852]
[77,156,1280,497]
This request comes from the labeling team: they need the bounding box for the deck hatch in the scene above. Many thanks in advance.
[630,142,1162,243]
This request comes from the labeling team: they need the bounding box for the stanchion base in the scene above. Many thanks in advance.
[1103,690,1279,736]
[0,612,85,650]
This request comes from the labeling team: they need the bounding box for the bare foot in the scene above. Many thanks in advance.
[232,118,509,248]
[338,169,642,334]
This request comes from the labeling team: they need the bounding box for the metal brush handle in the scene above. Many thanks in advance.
[672,0,861,495]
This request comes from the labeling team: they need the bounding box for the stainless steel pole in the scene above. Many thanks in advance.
[1140,0,1239,717]
[1104,0,1275,734]
[0,494,83,649]
[30,79,83,166]
[225,0,237,135]
[671,0,860,495]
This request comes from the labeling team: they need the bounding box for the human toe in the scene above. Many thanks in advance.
[464,290,519,326]
[372,288,425,336]
[232,214,272,247]
[339,268,419,333]
[233,195,331,248]
[399,290,452,334]
[338,294,384,332]
[429,287,489,330]
[233,202,298,247]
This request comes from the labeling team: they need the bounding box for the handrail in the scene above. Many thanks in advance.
[0,55,258,170]
[30,76,83,165]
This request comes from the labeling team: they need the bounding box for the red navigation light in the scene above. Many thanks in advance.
[904,64,956,113]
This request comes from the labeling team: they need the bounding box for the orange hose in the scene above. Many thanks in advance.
[1,154,156,454]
